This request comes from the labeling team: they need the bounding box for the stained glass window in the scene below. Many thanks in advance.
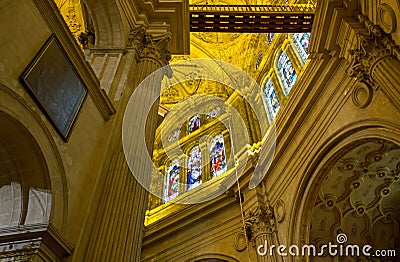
[255,52,263,70]
[266,33,275,45]
[277,51,297,95]
[187,145,202,190]
[188,114,200,133]
[168,129,181,142]
[292,33,311,63]
[206,107,220,119]
[210,134,227,178]
[263,79,280,122]
[164,159,179,202]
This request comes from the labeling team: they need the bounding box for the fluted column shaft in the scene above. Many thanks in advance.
[371,55,400,106]
[84,26,171,261]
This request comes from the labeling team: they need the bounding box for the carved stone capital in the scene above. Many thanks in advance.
[78,25,95,49]
[348,14,399,87]
[245,205,276,243]
[128,26,172,66]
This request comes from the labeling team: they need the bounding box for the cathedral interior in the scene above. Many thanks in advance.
[0,0,400,261]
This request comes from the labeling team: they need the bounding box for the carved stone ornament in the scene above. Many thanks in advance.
[78,25,95,49]
[234,232,248,252]
[352,82,373,108]
[127,26,172,65]
[348,14,399,88]
[378,3,397,34]
[245,205,276,243]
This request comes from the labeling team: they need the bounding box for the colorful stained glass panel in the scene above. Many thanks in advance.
[277,51,297,95]
[164,159,179,202]
[188,114,200,133]
[210,134,227,178]
[187,145,202,190]
[293,33,311,63]
[264,79,280,121]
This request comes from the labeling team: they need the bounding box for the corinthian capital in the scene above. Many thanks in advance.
[245,205,276,243]
[348,14,399,87]
[128,26,172,66]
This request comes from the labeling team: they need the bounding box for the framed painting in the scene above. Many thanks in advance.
[20,34,87,141]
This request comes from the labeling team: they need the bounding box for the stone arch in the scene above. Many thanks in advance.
[189,253,239,262]
[290,121,400,257]
[0,83,68,232]
[81,0,128,47]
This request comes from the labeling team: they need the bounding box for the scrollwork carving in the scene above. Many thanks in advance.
[348,15,399,88]
[127,26,172,65]
[245,205,276,243]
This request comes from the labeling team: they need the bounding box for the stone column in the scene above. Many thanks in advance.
[84,26,171,261]
[245,205,282,262]
[347,15,400,107]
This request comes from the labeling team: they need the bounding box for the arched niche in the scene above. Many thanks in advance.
[81,0,128,47]
[0,112,51,227]
[0,84,71,259]
[290,124,400,260]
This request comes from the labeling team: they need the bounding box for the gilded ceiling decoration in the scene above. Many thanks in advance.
[54,0,85,41]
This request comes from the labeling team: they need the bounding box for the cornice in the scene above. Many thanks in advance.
[143,192,238,246]
[0,223,73,260]
[118,0,190,54]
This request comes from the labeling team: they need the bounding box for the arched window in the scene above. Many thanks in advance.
[292,33,311,63]
[263,79,280,122]
[164,159,180,202]
[210,134,227,178]
[188,114,200,133]
[277,51,297,95]
[187,145,202,190]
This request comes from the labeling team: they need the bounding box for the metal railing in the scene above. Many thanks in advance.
[190,4,316,13]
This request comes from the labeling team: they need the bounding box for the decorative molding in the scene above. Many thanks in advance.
[127,26,172,66]
[274,199,286,223]
[351,82,373,108]
[233,232,247,252]
[347,15,399,88]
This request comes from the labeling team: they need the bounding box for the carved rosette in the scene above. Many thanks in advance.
[128,26,172,66]
[348,15,399,89]
[245,205,276,244]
